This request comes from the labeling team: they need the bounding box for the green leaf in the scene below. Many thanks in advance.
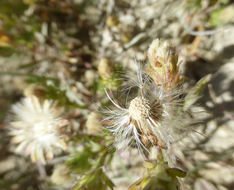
[210,5,234,27]
[66,147,94,174]
[74,169,114,190]
[220,0,229,4]
[184,74,211,111]
[129,177,150,190]
[0,1,27,15]
[100,170,115,190]
[0,46,17,57]
[166,168,187,178]
[143,161,156,170]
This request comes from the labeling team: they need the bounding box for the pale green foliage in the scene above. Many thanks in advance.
[129,152,186,190]
[209,5,234,27]
[184,74,211,111]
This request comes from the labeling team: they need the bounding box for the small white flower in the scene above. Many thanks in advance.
[9,96,68,164]
[104,63,183,155]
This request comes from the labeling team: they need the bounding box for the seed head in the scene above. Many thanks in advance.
[128,97,150,121]
[104,77,179,154]
[103,40,189,160]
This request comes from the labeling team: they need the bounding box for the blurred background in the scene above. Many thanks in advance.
[0,0,234,189]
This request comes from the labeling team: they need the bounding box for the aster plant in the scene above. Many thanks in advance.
[102,39,210,189]
[5,38,209,190]
[104,39,185,158]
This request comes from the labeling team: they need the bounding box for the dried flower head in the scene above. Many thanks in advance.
[103,62,184,156]
[9,96,68,164]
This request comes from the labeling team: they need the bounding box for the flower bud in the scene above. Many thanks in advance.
[98,58,121,89]
[98,58,114,79]
[86,112,102,134]
[24,84,46,98]
[51,164,72,185]
[106,16,119,27]
[147,39,181,89]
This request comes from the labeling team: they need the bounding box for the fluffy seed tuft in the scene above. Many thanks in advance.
[128,96,150,121]
[103,39,192,161]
